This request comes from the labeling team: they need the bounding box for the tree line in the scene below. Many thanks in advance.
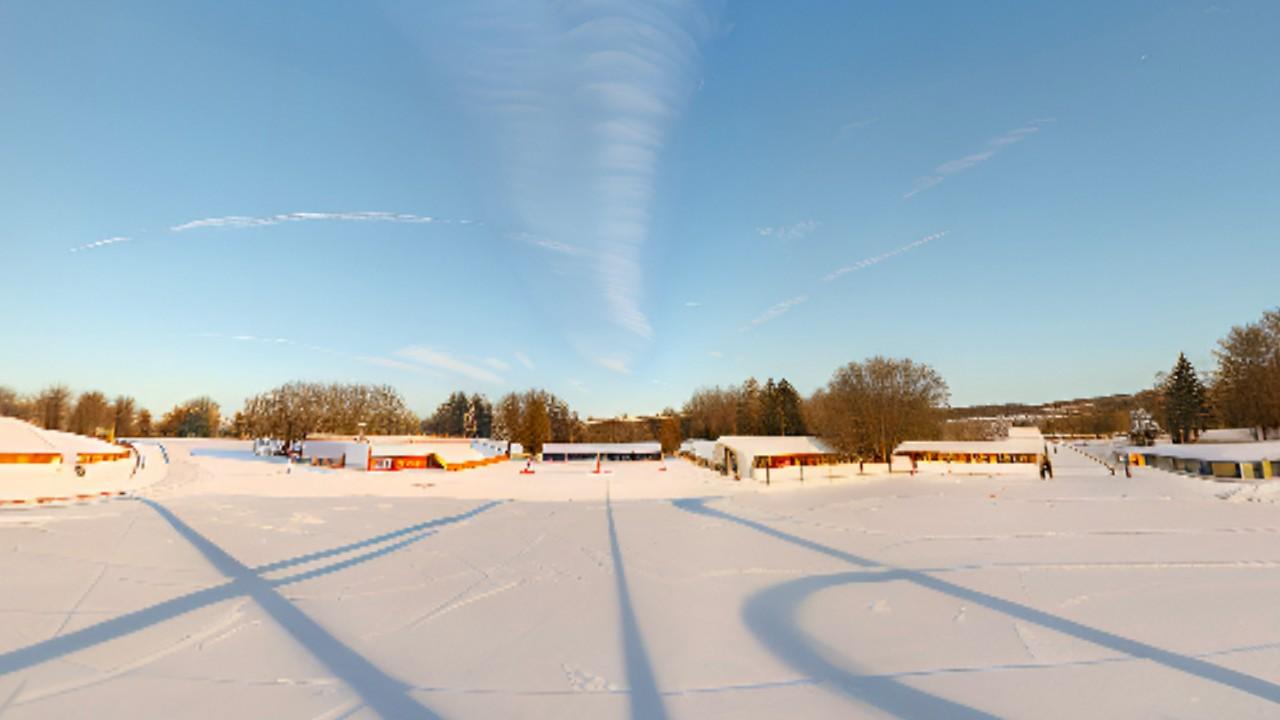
[1,356,955,463]
[0,384,223,439]
[234,382,420,446]
[1142,308,1280,444]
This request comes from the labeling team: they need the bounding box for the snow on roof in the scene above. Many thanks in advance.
[1196,428,1261,444]
[714,436,835,456]
[680,439,718,462]
[371,441,484,464]
[41,429,129,455]
[895,437,1045,455]
[1129,441,1280,463]
[542,442,661,455]
[0,417,60,453]
[0,418,127,461]
[308,434,474,445]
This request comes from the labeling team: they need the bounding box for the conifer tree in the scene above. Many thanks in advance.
[1163,353,1208,444]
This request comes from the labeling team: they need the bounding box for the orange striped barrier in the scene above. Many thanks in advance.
[0,490,129,508]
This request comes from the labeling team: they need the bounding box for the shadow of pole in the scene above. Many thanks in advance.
[743,571,999,719]
[606,487,669,719]
[0,498,504,720]
[674,497,1280,707]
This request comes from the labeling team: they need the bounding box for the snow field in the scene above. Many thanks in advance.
[1,442,1279,717]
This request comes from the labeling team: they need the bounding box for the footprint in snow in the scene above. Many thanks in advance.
[562,663,619,693]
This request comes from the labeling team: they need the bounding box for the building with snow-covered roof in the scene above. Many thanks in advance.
[0,417,133,479]
[541,442,661,462]
[301,435,509,472]
[678,439,718,468]
[894,427,1046,472]
[713,436,843,482]
[1126,441,1280,480]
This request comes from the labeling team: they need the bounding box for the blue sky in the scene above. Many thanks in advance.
[2,1,1277,418]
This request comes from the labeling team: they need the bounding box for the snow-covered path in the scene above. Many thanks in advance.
[3,445,1280,718]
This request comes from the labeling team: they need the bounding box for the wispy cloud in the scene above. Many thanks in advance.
[483,357,511,371]
[835,118,874,142]
[684,301,702,308]
[396,346,504,384]
[741,230,948,332]
[708,350,723,359]
[231,334,293,344]
[195,331,343,358]
[581,8,716,342]
[514,351,535,370]
[439,4,714,346]
[171,211,471,232]
[744,295,808,330]
[597,356,631,375]
[905,119,1054,199]
[508,232,585,256]
[758,219,820,241]
[69,236,130,253]
[823,231,949,283]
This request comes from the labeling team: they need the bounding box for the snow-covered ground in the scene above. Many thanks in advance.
[2,441,1280,718]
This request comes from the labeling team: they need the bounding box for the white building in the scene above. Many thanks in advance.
[712,436,842,482]
[894,427,1047,473]
[541,442,661,462]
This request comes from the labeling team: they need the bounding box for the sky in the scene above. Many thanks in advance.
[2,1,1278,419]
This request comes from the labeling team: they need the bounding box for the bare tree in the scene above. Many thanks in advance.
[1213,309,1280,439]
[808,356,950,462]
[32,385,72,430]
[111,395,138,438]
[69,391,113,436]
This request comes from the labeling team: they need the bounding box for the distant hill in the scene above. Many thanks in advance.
[947,390,1162,436]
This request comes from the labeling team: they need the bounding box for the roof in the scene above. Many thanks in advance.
[371,441,484,463]
[42,429,129,455]
[1197,428,1260,444]
[1129,441,1280,463]
[542,442,661,455]
[714,436,836,456]
[308,434,473,445]
[0,417,60,453]
[0,418,127,457]
[680,439,718,462]
[895,438,1045,455]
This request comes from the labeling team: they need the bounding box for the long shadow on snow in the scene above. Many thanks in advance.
[744,570,998,718]
[0,498,503,720]
[606,489,669,720]
[673,497,1280,709]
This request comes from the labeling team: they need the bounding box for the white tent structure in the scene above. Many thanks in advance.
[713,436,841,482]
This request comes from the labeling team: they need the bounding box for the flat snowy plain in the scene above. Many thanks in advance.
[2,441,1280,719]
